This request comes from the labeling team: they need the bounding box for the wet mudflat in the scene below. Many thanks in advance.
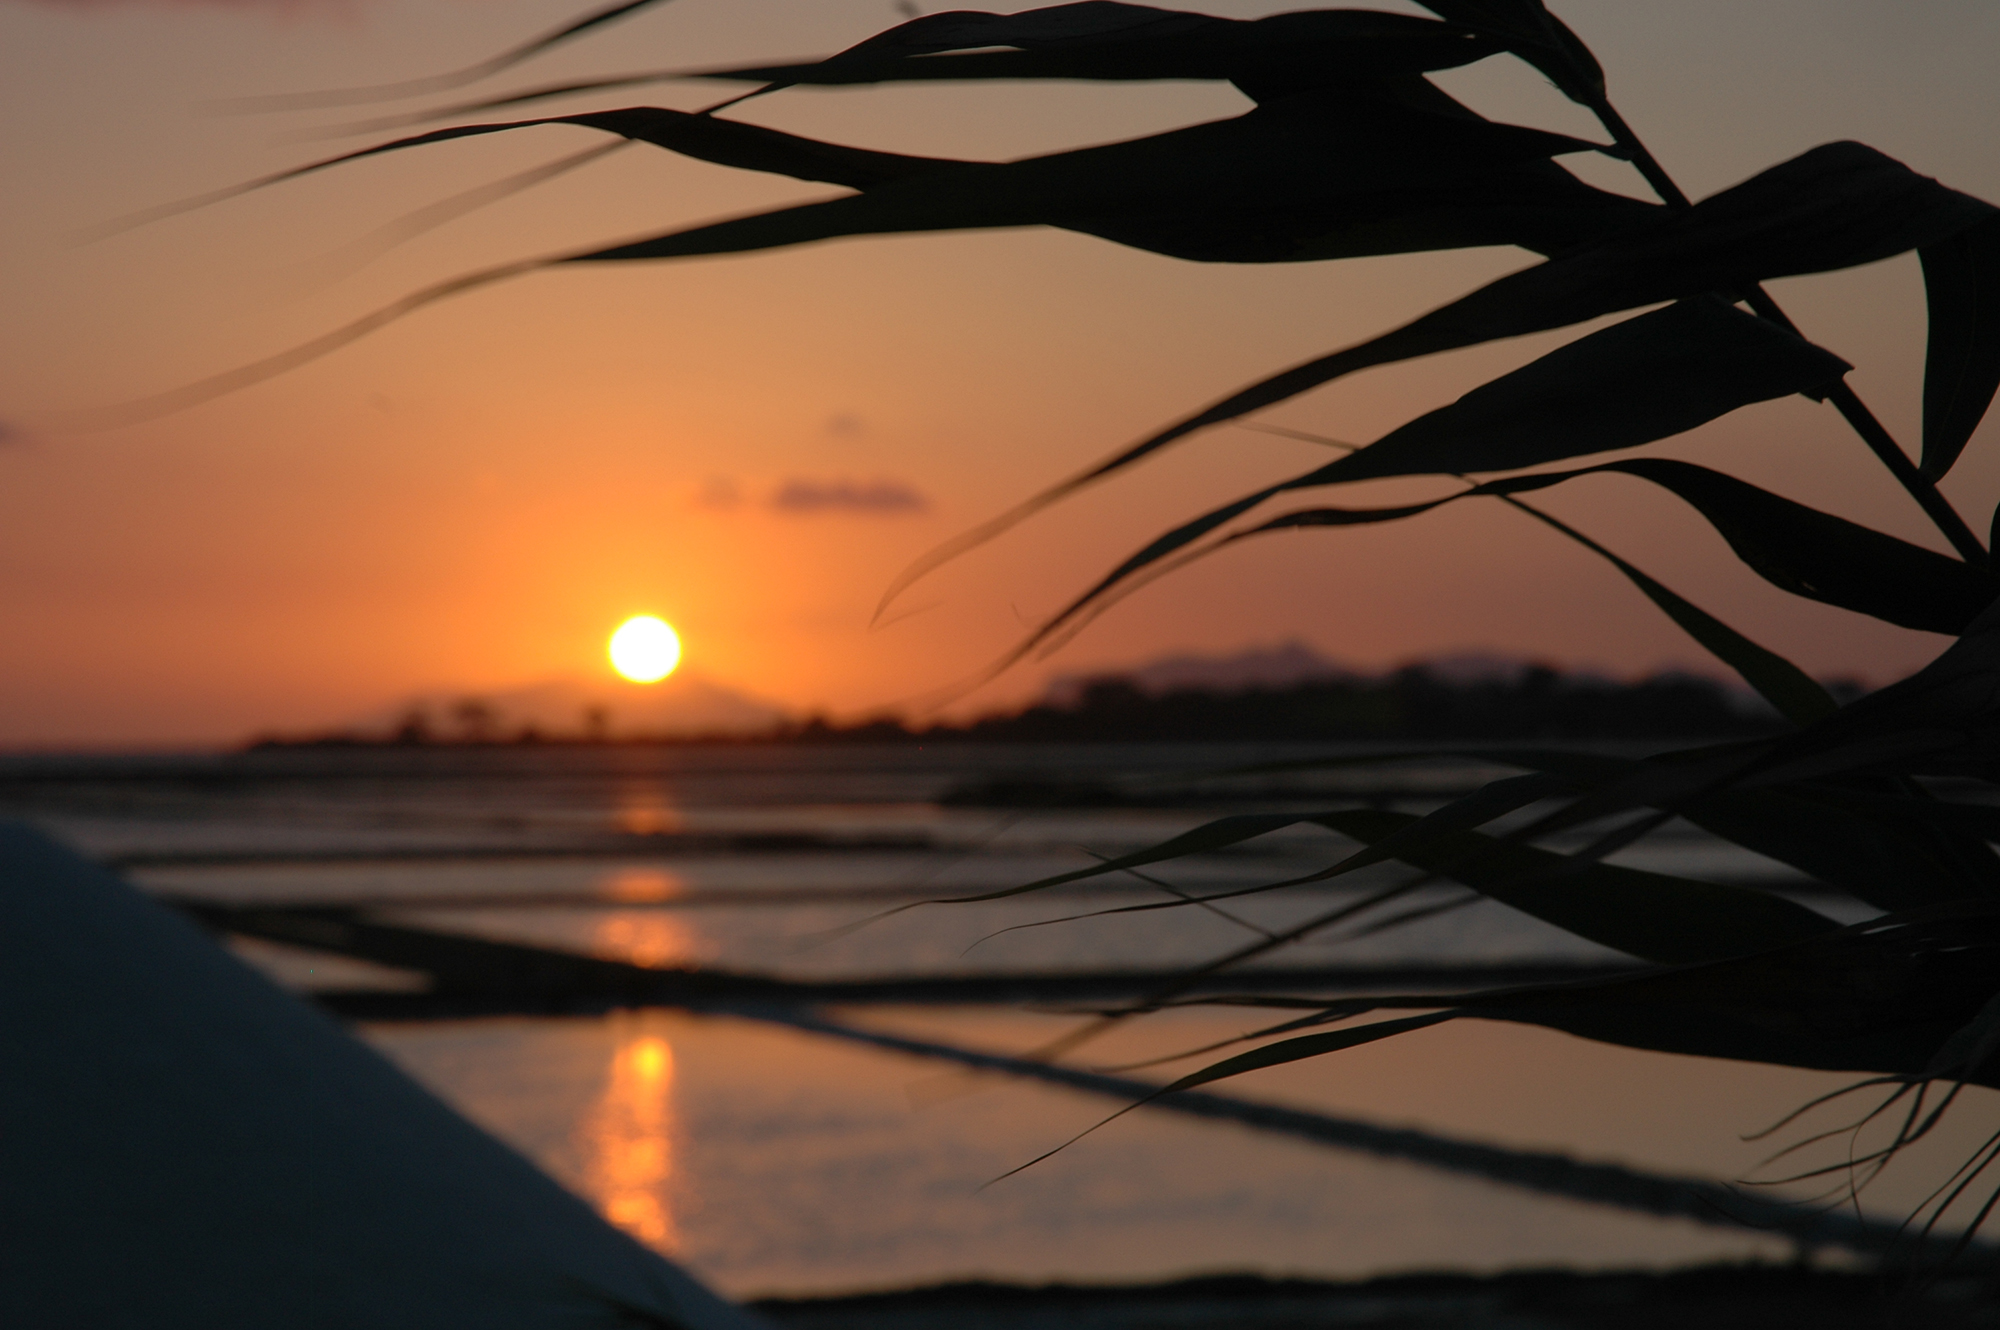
[6,743,1992,1305]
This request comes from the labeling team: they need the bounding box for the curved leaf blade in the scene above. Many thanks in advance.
[1920,213,2000,478]
[689,6,1500,98]
[1464,912,2000,1079]
[1301,915,2000,1079]
[1684,785,2000,912]
[1160,1012,1458,1096]
[1314,807,1841,964]
[1026,453,1860,723]
[1049,440,1984,721]
[1269,505,1829,725]
[1534,598,2000,833]
[206,0,678,112]
[1507,506,1841,726]
[1414,0,1604,104]
[1319,297,1851,483]
[1585,459,2000,635]
[1325,457,1995,638]
[917,769,1574,908]
[1127,142,1997,473]
[568,98,1609,267]
[880,142,1998,609]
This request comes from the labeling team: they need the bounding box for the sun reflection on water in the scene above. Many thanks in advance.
[580,1018,681,1252]
[602,867,686,903]
[615,787,682,836]
[593,910,699,970]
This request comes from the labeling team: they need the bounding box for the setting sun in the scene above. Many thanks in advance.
[608,616,682,684]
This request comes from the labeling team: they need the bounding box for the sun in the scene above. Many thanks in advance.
[608,616,682,684]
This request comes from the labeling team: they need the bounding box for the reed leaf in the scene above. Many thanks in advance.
[914,770,1575,907]
[1306,807,1838,964]
[1920,214,2000,479]
[1678,785,2000,913]
[1463,911,2000,1079]
[1026,445,1981,729]
[1413,0,1604,106]
[1155,1012,1460,1095]
[1262,460,2000,636]
[1189,912,2000,1083]
[1316,297,1852,482]
[684,5,1499,100]
[882,142,2000,609]
[568,98,1613,267]
[206,0,678,113]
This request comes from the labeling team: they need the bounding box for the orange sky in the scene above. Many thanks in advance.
[3,0,1999,745]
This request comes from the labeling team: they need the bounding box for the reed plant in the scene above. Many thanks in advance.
[140,0,2000,1250]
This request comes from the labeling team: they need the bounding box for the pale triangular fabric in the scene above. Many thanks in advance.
[0,822,768,1329]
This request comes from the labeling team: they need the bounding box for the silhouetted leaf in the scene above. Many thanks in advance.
[1276,493,1837,724]
[1498,597,2000,847]
[1029,443,1982,728]
[1311,808,1839,963]
[1315,298,1851,483]
[1925,990,2000,1080]
[556,107,967,188]
[1471,912,2000,1079]
[1681,785,2000,912]
[688,4,1501,104]
[1251,457,1993,639]
[881,142,1998,607]
[322,7,1493,133]
[1035,425,1978,721]
[1414,0,1604,105]
[91,108,976,240]
[209,0,680,112]
[1586,460,1998,634]
[1920,214,2000,478]
[1260,462,1992,718]
[1556,595,2000,827]
[927,811,1319,903]
[1172,139,1991,428]
[100,45,1663,420]
[1158,1012,1458,1095]
[1500,507,1842,726]
[121,92,1648,266]
[1292,912,2000,1080]
[1738,595,2000,786]
[916,769,1575,906]
[1206,745,2000,911]
[569,97,1613,267]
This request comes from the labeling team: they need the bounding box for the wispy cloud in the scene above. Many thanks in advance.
[769,477,928,516]
[692,474,743,511]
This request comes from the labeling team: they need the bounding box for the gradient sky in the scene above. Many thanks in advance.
[3,0,1999,745]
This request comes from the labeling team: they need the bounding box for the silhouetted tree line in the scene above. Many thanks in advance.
[787,663,1857,745]
[253,663,1866,750]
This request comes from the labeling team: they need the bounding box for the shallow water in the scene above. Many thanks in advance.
[7,743,1987,1297]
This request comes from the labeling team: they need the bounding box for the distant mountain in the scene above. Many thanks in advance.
[1045,640,1358,705]
[357,672,790,740]
[1401,651,1607,688]
[1043,643,1637,704]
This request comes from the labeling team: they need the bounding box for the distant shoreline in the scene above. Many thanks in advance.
[248,661,1840,752]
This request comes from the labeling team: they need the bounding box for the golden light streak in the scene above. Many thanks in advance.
[592,911,698,971]
[579,1020,681,1252]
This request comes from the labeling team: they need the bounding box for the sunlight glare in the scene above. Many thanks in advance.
[609,616,682,684]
